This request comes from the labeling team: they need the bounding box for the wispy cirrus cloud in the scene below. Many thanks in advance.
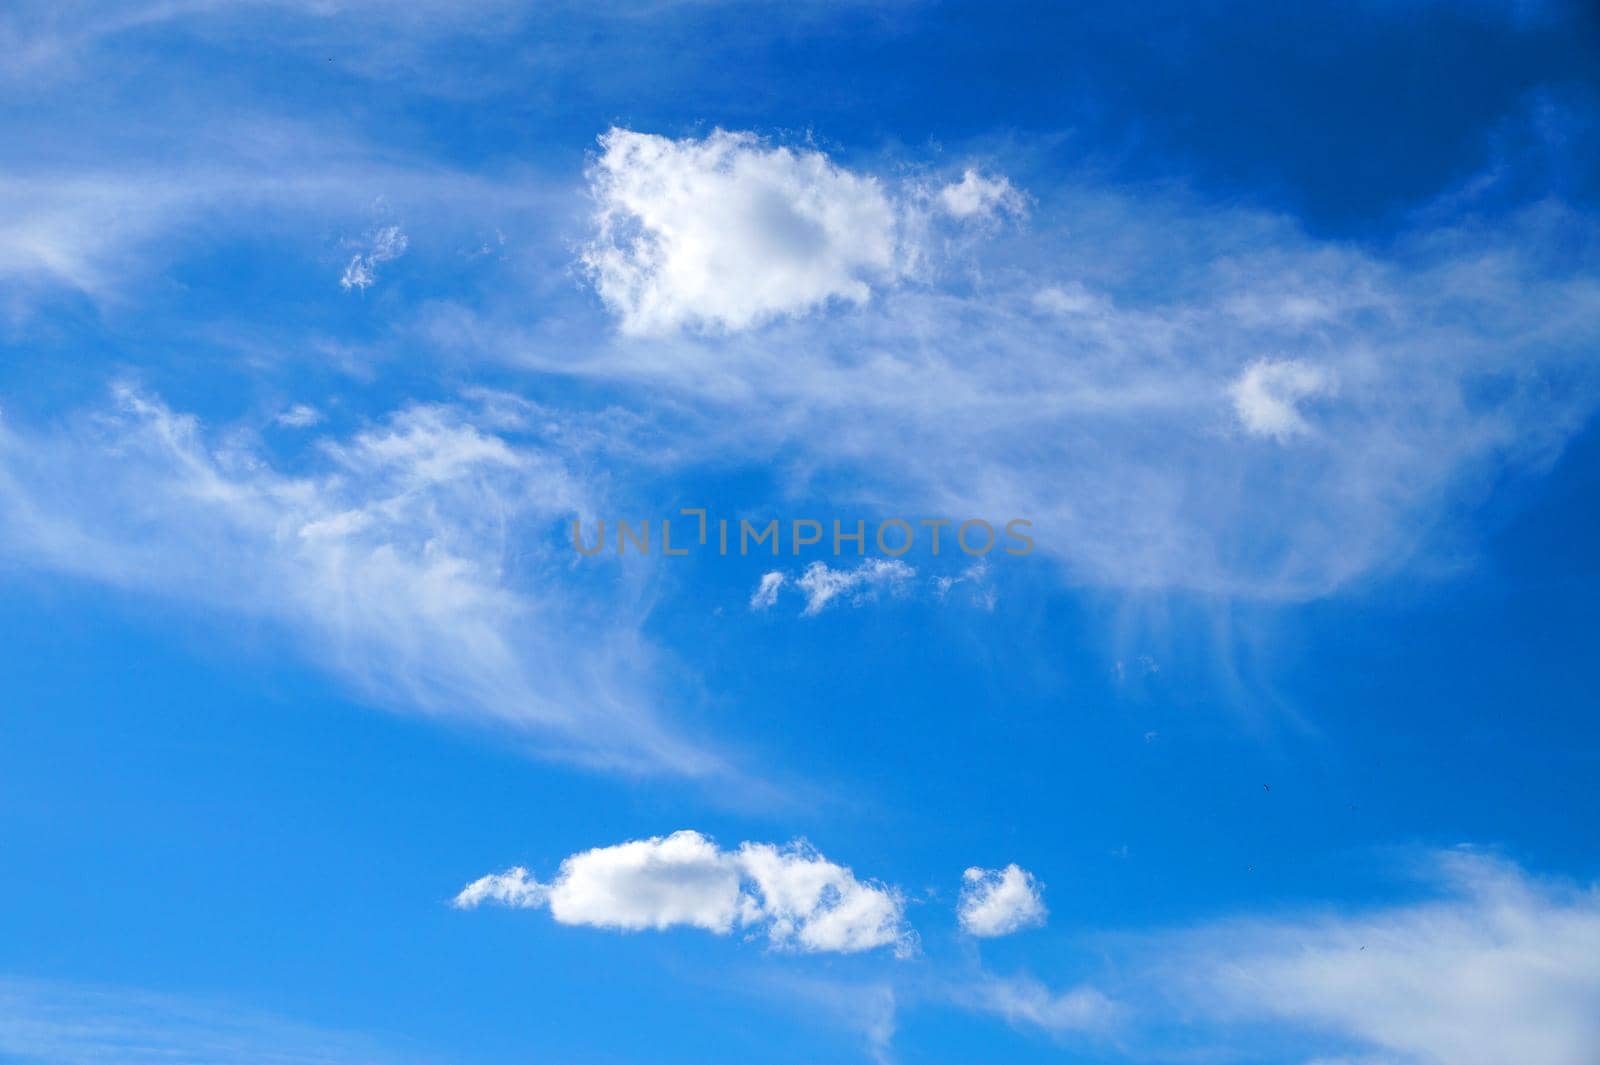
[340,224,408,291]
[1156,849,1600,1065]
[0,385,716,776]
[0,976,423,1065]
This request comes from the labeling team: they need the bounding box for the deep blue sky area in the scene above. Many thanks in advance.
[1,3,1598,1064]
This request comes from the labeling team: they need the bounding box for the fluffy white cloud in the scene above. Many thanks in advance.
[581,127,905,335]
[0,387,714,775]
[737,840,910,954]
[454,830,914,956]
[958,864,1048,937]
[1230,357,1335,439]
[1168,850,1600,1065]
[542,830,743,933]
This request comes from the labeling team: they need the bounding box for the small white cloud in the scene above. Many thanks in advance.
[340,224,407,292]
[581,127,904,335]
[455,830,914,957]
[275,403,321,428]
[958,864,1048,937]
[452,866,548,910]
[1229,358,1334,439]
[937,169,1026,222]
[795,559,915,616]
[932,561,996,610]
[749,570,785,610]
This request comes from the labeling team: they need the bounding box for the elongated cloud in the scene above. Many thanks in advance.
[1164,850,1600,1065]
[454,830,915,956]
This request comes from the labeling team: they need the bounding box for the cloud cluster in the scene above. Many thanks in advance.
[556,129,1600,599]
[454,830,915,956]
[957,864,1047,937]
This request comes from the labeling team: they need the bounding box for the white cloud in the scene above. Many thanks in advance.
[932,561,995,610]
[958,864,1047,937]
[937,168,1026,222]
[450,866,548,910]
[581,127,904,335]
[795,559,915,615]
[738,840,911,955]
[340,224,407,291]
[754,560,999,615]
[749,570,784,610]
[0,386,715,775]
[1229,357,1335,439]
[1167,850,1600,1065]
[543,830,743,933]
[454,829,914,956]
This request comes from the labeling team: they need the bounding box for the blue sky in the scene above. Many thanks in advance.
[2,1,1600,1063]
